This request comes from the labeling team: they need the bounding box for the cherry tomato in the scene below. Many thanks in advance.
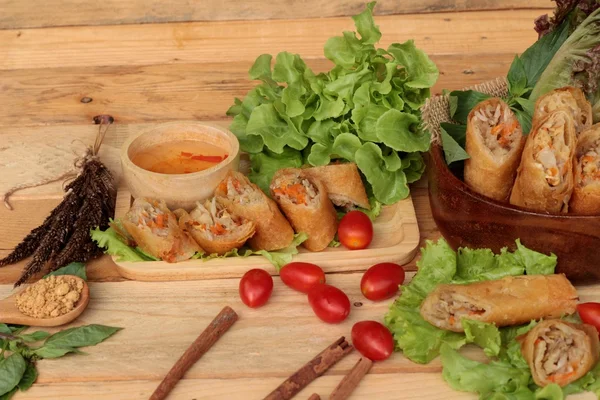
[337,211,373,250]
[239,269,273,308]
[351,321,394,361]
[577,303,600,336]
[308,284,351,324]
[361,263,405,301]
[280,262,326,293]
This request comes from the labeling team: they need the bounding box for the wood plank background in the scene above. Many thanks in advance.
[0,0,550,29]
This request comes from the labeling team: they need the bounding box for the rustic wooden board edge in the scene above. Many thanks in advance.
[112,187,420,281]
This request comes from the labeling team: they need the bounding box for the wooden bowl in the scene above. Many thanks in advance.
[121,121,240,210]
[428,142,600,283]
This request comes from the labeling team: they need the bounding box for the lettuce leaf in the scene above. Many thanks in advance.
[384,238,558,364]
[90,227,149,262]
[462,319,502,357]
[228,2,439,204]
[530,9,600,122]
[91,224,307,270]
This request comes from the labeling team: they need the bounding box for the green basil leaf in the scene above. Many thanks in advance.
[0,353,27,397]
[450,90,491,124]
[18,331,50,343]
[448,95,458,118]
[44,325,122,349]
[440,126,470,165]
[0,325,11,335]
[45,262,87,280]
[440,123,467,147]
[0,388,16,400]
[32,346,80,359]
[17,362,37,391]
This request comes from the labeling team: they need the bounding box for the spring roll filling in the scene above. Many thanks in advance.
[538,94,586,132]
[431,293,486,328]
[132,200,170,237]
[472,103,521,159]
[272,177,318,206]
[578,140,600,187]
[533,325,585,385]
[217,176,261,205]
[188,198,244,240]
[533,114,571,187]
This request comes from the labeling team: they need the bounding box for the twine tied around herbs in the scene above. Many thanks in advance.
[3,115,114,210]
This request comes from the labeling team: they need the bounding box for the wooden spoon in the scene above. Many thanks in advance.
[0,276,90,327]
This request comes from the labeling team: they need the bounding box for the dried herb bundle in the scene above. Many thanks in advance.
[0,116,116,286]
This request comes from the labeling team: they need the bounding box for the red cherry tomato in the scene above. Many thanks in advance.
[337,211,373,250]
[351,321,394,361]
[308,284,351,324]
[361,263,405,301]
[239,269,273,308]
[280,262,326,293]
[577,303,600,336]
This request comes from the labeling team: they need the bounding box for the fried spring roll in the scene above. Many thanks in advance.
[533,87,592,135]
[122,198,201,262]
[420,275,578,332]
[464,98,525,202]
[270,169,337,252]
[175,197,256,255]
[302,163,370,209]
[570,124,600,215]
[519,320,599,387]
[214,171,294,251]
[510,110,577,212]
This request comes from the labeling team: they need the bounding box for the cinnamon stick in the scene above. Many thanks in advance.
[263,337,354,400]
[329,357,373,400]
[307,394,321,400]
[149,306,238,400]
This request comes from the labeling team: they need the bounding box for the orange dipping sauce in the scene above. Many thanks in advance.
[131,140,228,174]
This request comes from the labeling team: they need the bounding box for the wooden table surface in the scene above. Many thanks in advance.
[2,1,595,399]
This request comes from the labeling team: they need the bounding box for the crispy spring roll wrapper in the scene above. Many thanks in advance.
[519,320,600,387]
[174,197,256,255]
[570,124,600,215]
[214,171,294,251]
[510,110,577,213]
[122,198,201,262]
[533,87,592,135]
[302,163,370,209]
[420,274,578,332]
[464,98,525,202]
[270,169,337,252]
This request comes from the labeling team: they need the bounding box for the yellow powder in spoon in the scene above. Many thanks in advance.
[15,275,84,319]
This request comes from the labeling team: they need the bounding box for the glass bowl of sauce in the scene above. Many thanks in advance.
[121,121,240,210]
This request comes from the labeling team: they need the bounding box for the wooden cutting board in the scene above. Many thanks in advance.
[112,187,420,281]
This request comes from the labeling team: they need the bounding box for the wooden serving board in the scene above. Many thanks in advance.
[112,187,420,281]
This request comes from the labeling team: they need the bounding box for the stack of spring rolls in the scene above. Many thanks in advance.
[420,274,600,387]
[118,162,372,262]
[463,87,600,214]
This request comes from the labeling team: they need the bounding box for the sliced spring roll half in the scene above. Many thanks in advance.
[533,87,592,135]
[570,124,600,215]
[519,320,600,387]
[214,171,294,251]
[420,274,577,332]
[270,169,337,252]
[175,197,256,255]
[302,163,370,209]
[464,98,525,202]
[510,110,577,212]
[122,198,201,262]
